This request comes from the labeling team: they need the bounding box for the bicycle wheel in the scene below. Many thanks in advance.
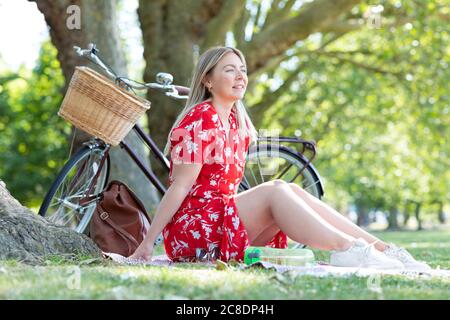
[239,144,324,198]
[38,144,110,233]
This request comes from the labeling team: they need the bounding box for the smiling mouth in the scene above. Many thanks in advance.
[232,85,245,89]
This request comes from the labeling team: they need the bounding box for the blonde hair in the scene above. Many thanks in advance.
[163,46,258,156]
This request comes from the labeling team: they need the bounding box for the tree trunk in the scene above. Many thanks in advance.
[356,203,369,227]
[137,0,201,181]
[0,180,100,263]
[387,207,399,230]
[403,201,411,227]
[436,201,446,224]
[33,0,159,213]
[414,202,423,231]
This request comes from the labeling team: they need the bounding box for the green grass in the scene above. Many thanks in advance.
[1,227,449,299]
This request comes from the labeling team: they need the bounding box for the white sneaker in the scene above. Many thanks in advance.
[383,244,431,271]
[330,238,404,269]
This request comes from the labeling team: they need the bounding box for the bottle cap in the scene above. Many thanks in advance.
[244,247,262,265]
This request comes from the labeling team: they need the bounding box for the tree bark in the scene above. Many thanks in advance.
[0,180,100,263]
[33,0,159,213]
[403,202,411,227]
[356,203,369,227]
[138,0,201,181]
[437,201,446,224]
[414,202,423,231]
[387,206,399,230]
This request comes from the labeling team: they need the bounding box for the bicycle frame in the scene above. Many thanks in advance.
[117,123,170,196]
[89,126,319,199]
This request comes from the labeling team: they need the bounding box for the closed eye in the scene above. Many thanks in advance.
[226,68,247,74]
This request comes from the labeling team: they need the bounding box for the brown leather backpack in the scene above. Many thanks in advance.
[89,180,151,257]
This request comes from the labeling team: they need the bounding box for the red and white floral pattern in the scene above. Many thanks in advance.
[163,101,287,262]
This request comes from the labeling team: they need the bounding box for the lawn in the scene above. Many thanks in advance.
[0,227,449,300]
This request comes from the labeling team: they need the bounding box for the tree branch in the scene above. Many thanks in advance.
[262,0,296,31]
[250,60,312,126]
[249,23,358,84]
[243,0,362,73]
[314,51,402,77]
[254,0,264,32]
[233,5,250,49]
[320,18,365,33]
[201,0,246,49]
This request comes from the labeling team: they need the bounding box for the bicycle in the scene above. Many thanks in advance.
[38,43,325,248]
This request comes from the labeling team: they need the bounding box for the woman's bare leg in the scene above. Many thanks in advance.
[287,183,388,251]
[235,180,356,251]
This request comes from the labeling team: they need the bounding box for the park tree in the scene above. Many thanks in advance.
[0,179,99,262]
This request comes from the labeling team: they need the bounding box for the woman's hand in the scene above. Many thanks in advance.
[129,241,154,262]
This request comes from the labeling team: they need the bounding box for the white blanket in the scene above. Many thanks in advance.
[102,252,450,278]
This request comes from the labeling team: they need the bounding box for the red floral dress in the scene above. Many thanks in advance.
[163,101,287,262]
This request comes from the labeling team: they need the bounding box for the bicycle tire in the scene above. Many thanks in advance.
[38,144,110,233]
[239,144,324,199]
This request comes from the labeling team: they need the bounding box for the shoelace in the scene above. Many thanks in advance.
[362,242,377,261]
[387,245,414,263]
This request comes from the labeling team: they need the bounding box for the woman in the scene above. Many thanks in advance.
[130,46,430,270]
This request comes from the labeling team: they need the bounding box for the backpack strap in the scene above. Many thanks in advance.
[97,203,140,255]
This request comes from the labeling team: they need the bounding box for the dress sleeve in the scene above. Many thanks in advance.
[169,108,216,165]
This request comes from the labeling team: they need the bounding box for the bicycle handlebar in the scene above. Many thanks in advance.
[74,43,190,100]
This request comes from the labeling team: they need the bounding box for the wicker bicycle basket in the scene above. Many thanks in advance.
[58,66,151,146]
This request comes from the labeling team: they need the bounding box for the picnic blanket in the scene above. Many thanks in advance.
[103,252,450,279]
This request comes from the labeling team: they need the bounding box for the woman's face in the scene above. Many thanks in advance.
[206,52,248,103]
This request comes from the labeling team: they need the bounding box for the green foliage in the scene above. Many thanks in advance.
[248,0,449,221]
[0,41,69,207]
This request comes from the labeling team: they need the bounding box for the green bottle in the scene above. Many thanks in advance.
[244,246,315,266]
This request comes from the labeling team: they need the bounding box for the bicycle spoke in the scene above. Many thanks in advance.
[256,154,265,183]
[61,155,101,199]
[66,155,89,192]
[67,158,98,194]
[60,156,95,197]
[289,164,307,183]
[251,166,260,186]
[242,147,322,199]
[42,146,108,233]
[302,178,321,193]
[49,206,77,226]
[275,162,293,181]
[242,175,251,190]
[55,169,86,203]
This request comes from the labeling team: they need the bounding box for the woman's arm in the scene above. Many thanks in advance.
[129,162,202,261]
